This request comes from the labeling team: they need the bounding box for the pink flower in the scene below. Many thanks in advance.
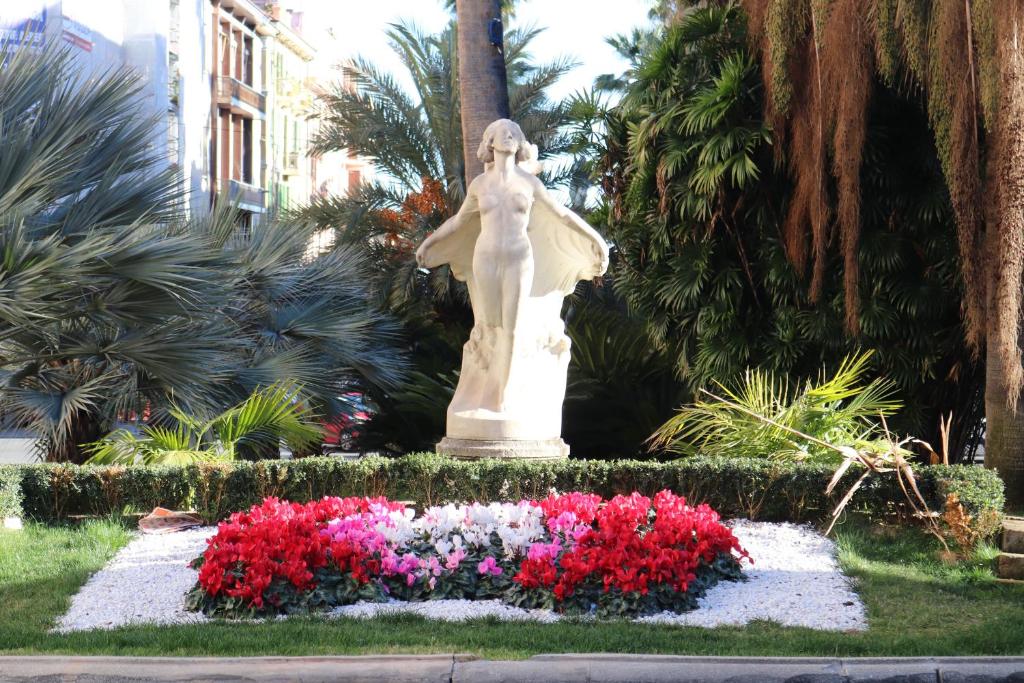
[445,548,466,571]
[477,556,503,576]
[526,539,561,563]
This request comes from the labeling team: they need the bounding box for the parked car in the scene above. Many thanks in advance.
[323,392,371,452]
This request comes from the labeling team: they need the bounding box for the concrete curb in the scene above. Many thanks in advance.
[2,655,1024,682]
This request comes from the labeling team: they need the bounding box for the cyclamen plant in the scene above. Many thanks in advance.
[185,491,750,619]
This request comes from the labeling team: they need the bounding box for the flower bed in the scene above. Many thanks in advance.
[185,491,750,619]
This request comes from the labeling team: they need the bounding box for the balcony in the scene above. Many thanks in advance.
[216,77,265,118]
[221,179,266,213]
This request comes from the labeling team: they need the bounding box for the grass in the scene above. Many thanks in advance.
[1,519,1022,658]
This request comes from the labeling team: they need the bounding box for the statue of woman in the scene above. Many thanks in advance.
[415,119,608,459]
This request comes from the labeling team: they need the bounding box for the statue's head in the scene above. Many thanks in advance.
[477,119,531,164]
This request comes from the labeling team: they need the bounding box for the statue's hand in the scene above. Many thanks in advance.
[415,241,429,268]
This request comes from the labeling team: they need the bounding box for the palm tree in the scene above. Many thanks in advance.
[737,0,1024,505]
[311,20,575,205]
[600,4,983,460]
[455,0,511,181]
[0,44,404,462]
[0,43,223,461]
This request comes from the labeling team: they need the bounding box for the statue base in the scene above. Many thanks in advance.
[435,437,569,461]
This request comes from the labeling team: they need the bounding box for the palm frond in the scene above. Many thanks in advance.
[650,352,903,462]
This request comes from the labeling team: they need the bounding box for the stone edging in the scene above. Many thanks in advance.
[2,655,1024,682]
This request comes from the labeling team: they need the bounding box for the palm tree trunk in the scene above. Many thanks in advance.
[985,339,1024,509]
[46,413,106,464]
[984,4,1024,511]
[455,0,510,184]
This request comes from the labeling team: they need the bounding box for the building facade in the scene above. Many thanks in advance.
[1,0,364,223]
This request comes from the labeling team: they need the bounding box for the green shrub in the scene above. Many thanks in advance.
[931,464,1006,518]
[0,465,22,519]
[18,464,194,520]
[9,454,1004,525]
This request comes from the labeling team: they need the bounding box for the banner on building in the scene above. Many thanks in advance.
[61,0,94,52]
[0,1,47,48]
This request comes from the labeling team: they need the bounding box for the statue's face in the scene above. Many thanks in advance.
[490,122,520,154]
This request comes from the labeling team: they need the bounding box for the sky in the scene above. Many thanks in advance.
[298,0,654,101]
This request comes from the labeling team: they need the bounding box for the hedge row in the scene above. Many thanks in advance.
[0,465,22,518]
[6,454,1005,525]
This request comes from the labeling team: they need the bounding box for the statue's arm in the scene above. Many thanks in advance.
[530,176,609,274]
[415,183,480,268]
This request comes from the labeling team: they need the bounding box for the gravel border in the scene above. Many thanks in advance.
[54,520,866,633]
[54,528,212,632]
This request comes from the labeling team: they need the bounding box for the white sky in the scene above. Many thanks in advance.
[298,0,654,101]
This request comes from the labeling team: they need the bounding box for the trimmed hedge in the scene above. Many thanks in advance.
[9,454,1004,525]
[0,465,22,519]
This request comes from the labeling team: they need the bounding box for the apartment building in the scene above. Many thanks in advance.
[0,0,364,223]
[259,2,316,212]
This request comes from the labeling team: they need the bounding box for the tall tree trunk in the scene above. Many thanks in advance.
[455,0,510,185]
[985,340,1024,509]
[985,4,1024,510]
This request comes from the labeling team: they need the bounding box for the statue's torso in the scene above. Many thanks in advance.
[474,174,535,263]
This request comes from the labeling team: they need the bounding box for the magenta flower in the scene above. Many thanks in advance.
[477,556,503,576]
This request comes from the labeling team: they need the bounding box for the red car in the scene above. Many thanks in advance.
[323,393,370,451]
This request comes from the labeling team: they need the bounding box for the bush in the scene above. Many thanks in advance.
[8,454,1004,525]
[0,466,22,519]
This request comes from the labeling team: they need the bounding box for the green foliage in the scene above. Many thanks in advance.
[0,466,22,519]
[0,43,220,461]
[601,5,983,458]
[934,464,1007,520]
[652,353,900,462]
[9,454,1003,526]
[0,44,405,462]
[84,384,322,466]
[563,297,687,458]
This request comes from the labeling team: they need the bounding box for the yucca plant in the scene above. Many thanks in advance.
[650,353,901,463]
[84,383,322,466]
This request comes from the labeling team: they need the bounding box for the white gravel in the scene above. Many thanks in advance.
[54,528,212,632]
[55,520,866,633]
[636,520,867,631]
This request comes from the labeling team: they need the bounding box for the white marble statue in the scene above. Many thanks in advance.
[415,119,609,459]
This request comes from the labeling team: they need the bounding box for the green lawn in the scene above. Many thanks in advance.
[1,519,1022,658]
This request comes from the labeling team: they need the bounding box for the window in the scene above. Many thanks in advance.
[242,36,253,86]
[348,169,361,190]
[242,118,253,184]
[219,26,230,77]
[219,110,230,183]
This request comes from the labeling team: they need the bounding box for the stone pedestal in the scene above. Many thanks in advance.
[436,437,569,461]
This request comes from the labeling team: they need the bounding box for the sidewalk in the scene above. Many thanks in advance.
[2,654,1024,682]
